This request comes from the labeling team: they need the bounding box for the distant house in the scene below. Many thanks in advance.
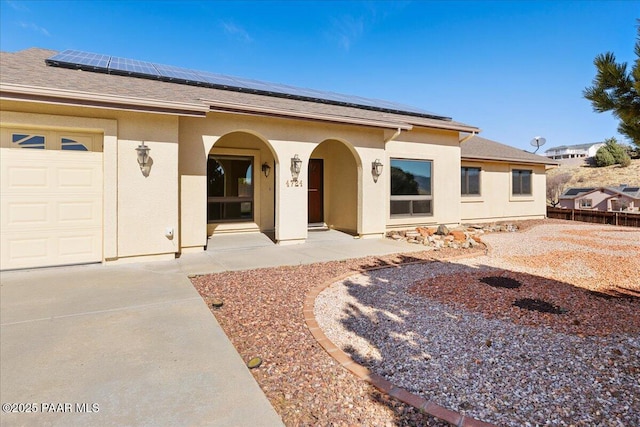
[559,186,640,212]
[460,135,558,223]
[544,142,605,160]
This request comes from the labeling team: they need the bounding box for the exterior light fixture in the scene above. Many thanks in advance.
[261,162,271,178]
[290,154,302,182]
[371,159,383,182]
[135,141,151,177]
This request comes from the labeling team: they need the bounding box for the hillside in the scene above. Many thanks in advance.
[547,158,640,189]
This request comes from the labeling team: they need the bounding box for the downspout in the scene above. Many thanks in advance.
[459,131,477,144]
[384,127,403,143]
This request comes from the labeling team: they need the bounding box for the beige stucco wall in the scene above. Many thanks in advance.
[179,112,388,244]
[116,115,179,258]
[460,160,547,222]
[1,102,180,262]
[385,128,462,229]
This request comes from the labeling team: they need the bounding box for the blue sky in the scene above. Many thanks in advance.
[1,1,637,152]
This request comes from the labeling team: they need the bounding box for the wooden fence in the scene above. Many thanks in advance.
[547,207,640,228]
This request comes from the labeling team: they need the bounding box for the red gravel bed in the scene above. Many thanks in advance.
[409,269,639,337]
[191,248,480,427]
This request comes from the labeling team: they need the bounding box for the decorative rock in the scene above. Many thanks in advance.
[436,224,450,235]
[385,222,496,250]
[247,357,262,369]
[451,230,466,242]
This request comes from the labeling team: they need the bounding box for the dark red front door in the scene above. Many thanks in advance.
[308,159,324,223]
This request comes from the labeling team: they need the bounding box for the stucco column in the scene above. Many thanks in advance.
[355,147,387,238]
[178,134,218,252]
[269,140,316,245]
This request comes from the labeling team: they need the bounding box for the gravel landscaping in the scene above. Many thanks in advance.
[192,221,639,426]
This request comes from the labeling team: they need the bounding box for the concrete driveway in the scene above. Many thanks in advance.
[0,261,283,427]
[1,230,424,426]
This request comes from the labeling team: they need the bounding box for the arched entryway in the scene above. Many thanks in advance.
[207,131,277,236]
[308,139,361,234]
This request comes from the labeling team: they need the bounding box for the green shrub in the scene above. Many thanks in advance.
[605,138,628,163]
[619,154,632,167]
[594,147,615,167]
[594,137,633,167]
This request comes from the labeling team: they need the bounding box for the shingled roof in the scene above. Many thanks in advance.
[461,134,558,165]
[1,48,479,133]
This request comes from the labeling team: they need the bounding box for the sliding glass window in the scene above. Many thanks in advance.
[390,159,433,216]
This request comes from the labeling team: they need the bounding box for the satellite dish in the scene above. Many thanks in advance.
[529,136,546,153]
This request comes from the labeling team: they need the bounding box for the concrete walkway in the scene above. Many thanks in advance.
[0,230,424,426]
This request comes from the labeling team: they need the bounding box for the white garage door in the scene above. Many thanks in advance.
[1,129,103,270]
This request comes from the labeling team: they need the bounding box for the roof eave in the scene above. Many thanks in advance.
[202,98,413,130]
[415,121,479,133]
[461,154,559,166]
[0,83,209,117]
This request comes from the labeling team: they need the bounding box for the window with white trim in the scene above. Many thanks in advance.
[579,199,592,209]
[390,159,432,216]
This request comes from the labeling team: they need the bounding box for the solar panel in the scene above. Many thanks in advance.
[45,50,449,120]
[47,49,110,69]
[109,56,160,77]
[152,64,199,83]
[564,188,594,196]
[622,187,639,193]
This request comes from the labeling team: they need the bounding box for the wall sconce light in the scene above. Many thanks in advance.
[290,154,302,182]
[371,159,383,182]
[135,141,151,177]
[261,162,271,178]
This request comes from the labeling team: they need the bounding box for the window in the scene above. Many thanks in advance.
[461,167,481,196]
[207,156,254,222]
[11,133,45,149]
[61,137,89,151]
[579,199,592,209]
[2,130,99,151]
[390,159,432,216]
[512,169,532,195]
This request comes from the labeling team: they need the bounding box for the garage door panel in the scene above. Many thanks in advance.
[2,198,101,231]
[2,231,101,269]
[4,237,49,261]
[1,147,103,270]
[58,234,100,257]
[2,150,102,194]
[58,201,97,223]
[57,166,101,189]
[6,202,49,225]
[6,166,49,189]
